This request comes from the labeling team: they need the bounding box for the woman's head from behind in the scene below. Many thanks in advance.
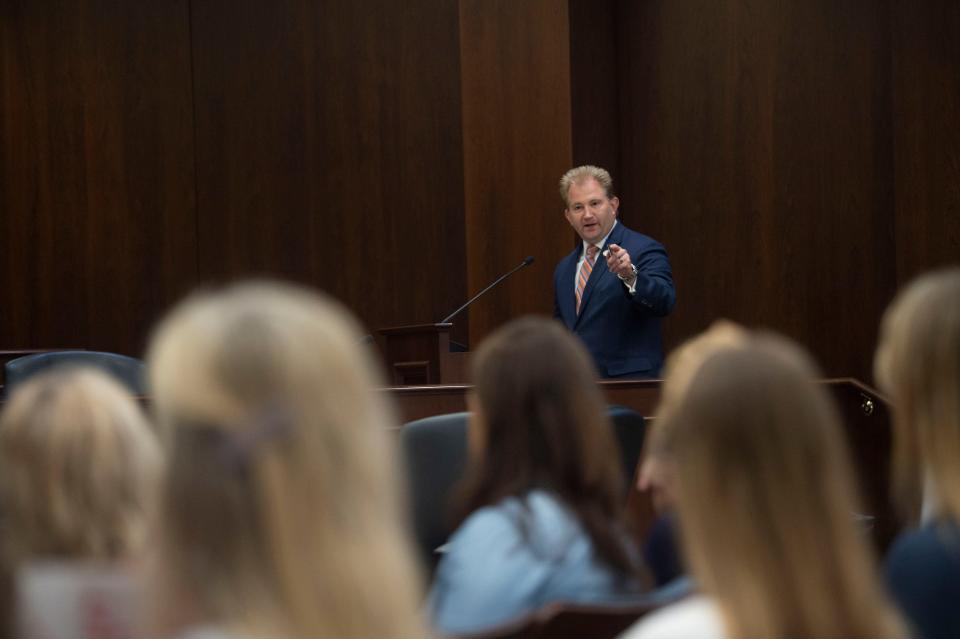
[663,334,905,639]
[874,267,960,523]
[466,316,620,503]
[0,367,160,565]
[147,281,424,639]
[461,316,633,572]
[639,320,747,511]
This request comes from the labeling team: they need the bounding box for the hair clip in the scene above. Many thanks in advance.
[219,402,295,469]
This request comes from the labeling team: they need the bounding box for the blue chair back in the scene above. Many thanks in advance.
[607,405,647,489]
[400,412,470,574]
[4,351,146,397]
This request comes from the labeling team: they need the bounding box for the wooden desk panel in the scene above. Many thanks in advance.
[388,379,664,423]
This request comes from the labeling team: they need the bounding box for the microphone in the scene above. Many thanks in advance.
[439,256,535,324]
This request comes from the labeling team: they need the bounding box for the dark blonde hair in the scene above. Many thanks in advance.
[662,335,907,639]
[0,368,160,564]
[147,281,427,639]
[875,266,960,523]
[559,165,615,205]
[639,320,747,508]
[457,316,637,575]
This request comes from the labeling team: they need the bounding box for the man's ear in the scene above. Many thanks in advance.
[610,196,620,215]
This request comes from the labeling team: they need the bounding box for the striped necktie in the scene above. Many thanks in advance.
[575,244,600,315]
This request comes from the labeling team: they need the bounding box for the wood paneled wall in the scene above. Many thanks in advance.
[459,0,574,348]
[2,0,958,379]
[0,1,197,355]
[615,0,898,380]
[611,0,958,380]
[1,0,468,354]
[190,0,467,341]
[568,0,620,177]
[890,1,960,284]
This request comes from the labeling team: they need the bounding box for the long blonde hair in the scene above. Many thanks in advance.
[662,335,907,639]
[874,266,960,523]
[147,281,427,639]
[0,368,161,564]
[639,320,747,505]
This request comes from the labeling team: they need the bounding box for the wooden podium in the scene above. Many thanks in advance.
[376,323,467,385]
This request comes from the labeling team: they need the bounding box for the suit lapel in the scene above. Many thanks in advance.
[559,248,579,327]
[574,223,625,327]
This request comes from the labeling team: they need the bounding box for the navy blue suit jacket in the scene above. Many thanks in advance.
[553,222,675,378]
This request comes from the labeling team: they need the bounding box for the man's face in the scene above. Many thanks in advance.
[564,177,619,243]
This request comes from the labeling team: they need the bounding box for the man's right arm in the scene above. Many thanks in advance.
[626,241,675,317]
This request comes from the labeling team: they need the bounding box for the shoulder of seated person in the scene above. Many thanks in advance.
[454,491,572,538]
[887,521,960,571]
[621,596,725,639]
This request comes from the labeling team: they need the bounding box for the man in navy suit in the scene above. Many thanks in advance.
[553,166,676,378]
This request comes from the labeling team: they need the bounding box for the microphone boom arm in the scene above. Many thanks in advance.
[439,256,534,324]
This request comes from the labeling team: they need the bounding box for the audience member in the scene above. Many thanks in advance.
[637,321,747,587]
[428,316,647,635]
[875,267,960,639]
[0,368,162,637]
[145,281,429,639]
[622,334,908,639]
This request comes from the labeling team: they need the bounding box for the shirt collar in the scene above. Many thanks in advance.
[581,219,618,255]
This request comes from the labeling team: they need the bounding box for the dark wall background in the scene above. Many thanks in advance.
[459,0,575,347]
[613,0,958,381]
[618,0,899,380]
[0,1,197,355]
[1,0,468,353]
[2,0,958,381]
[190,0,467,342]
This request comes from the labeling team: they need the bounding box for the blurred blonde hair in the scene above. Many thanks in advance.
[146,281,427,639]
[663,335,907,639]
[655,320,748,429]
[874,266,960,523]
[638,321,747,504]
[0,368,161,564]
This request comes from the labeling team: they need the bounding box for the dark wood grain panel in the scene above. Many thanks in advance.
[0,0,197,356]
[890,0,960,285]
[459,0,575,348]
[568,0,620,177]
[189,0,467,340]
[615,0,897,380]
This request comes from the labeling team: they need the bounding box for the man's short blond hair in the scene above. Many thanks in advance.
[559,165,615,205]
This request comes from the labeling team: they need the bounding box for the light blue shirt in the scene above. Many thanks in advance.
[427,490,644,634]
